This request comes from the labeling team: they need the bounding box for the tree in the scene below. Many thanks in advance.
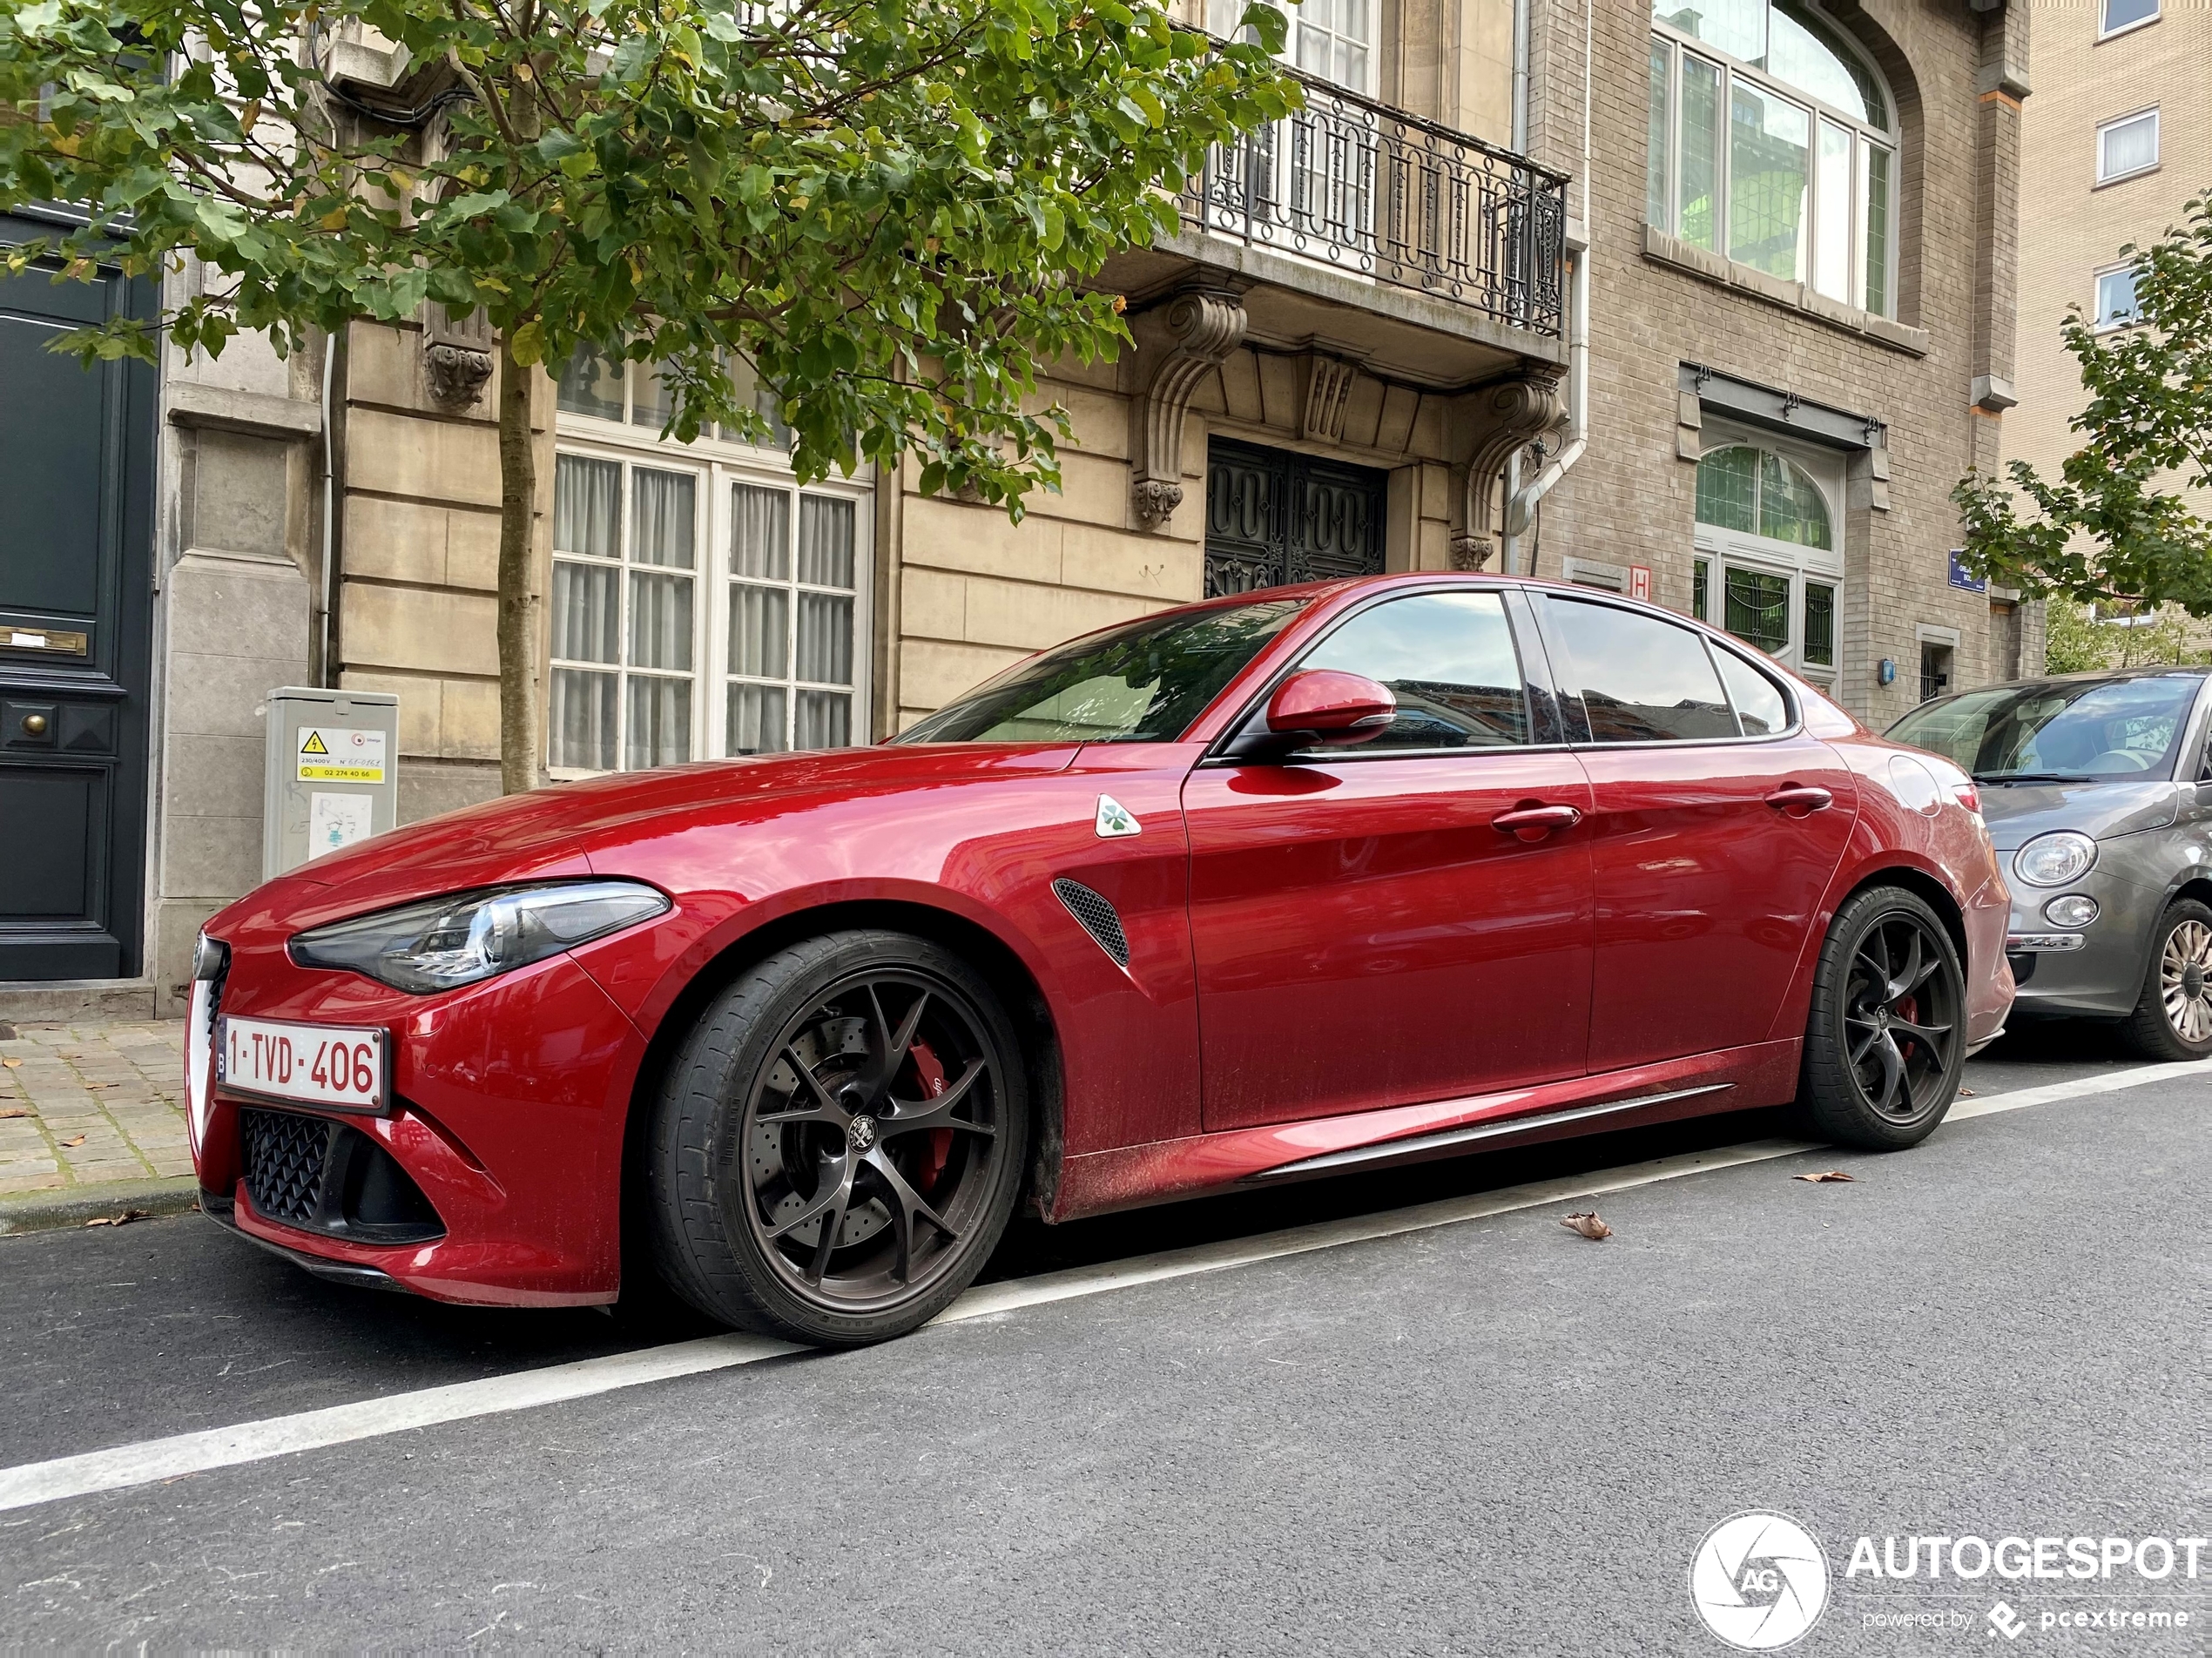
[1953,191,2212,621]
[0,0,1295,791]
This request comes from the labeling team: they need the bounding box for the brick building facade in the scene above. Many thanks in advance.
[2005,0,2209,569]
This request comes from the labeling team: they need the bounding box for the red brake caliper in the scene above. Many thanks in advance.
[1896,994,1918,1062]
[907,1039,954,1193]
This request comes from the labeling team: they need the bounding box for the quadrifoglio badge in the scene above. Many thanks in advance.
[1689,1513,2205,1648]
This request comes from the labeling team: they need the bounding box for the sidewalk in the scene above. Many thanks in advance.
[0,1017,197,1233]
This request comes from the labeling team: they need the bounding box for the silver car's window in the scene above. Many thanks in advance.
[1889,674,2205,781]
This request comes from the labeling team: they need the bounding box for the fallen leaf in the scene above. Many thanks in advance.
[1561,1210,1612,1241]
[0,1108,30,1119]
[2,1056,20,1068]
[84,1209,149,1228]
[1793,1169,1856,1183]
[59,1134,85,1147]
[1958,1088,1977,1097]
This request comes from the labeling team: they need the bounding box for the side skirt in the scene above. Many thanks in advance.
[1049,1039,1802,1223]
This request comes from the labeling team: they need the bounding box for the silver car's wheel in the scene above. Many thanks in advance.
[2160,920,2212,1042]
[2122,900,2212,1062]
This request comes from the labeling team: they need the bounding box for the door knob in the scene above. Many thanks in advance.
[1492,802,1582,841]
[20,714,46,737]
[1764,785,1833,816]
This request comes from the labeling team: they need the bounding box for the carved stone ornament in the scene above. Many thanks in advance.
[1299,355,1360,444]
[1131,287,1246,529]
[424,340,494,409]
[1456,371,1566,553]
[1448,534,1493,572]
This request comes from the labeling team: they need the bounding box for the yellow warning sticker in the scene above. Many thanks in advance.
[298,725,386,783]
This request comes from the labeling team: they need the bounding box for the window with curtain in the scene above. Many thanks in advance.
[552,347,870,774]
[2094,267,2140,329]
[1648,1,1896,315]
[2095,110,2158,183]
[1692,438,1844,691]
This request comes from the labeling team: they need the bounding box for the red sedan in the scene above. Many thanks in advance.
[188,575,2012,1345]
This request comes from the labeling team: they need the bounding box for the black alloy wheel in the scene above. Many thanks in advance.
[1798,886,1967,1149]
[648,931,1027,1346]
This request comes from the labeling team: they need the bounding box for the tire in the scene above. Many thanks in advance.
[1797,885,1968,1150]
[2119,899,2212,1062]
[647,929,1028,1347]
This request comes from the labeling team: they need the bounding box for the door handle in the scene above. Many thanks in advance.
[1492,803,1582,842]
[1764,785,1834,816]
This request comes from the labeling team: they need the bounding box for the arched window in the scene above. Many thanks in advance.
[1647,1,1896,316]
[1691,438,1844,691]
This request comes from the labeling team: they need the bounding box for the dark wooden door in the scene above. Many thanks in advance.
[1204,438,1386,598]
[0,212,158,981]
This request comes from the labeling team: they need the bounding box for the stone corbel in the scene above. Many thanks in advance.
[1451,372,1565,570]
[422,300,495,411]
[1130,287,1246,529]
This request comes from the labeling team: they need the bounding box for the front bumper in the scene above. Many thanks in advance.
[189,929,654,1307]
[2000,867,2163,1019]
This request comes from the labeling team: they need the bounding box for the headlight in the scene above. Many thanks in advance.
[2012,831,2097,888]
[2043,894,2099,928]
[290,880,670,994]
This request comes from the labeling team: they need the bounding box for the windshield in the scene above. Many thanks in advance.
[894,597,1309,745]
[1887,674,2204,782]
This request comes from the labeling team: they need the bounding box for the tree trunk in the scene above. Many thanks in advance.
[496,330,543,795]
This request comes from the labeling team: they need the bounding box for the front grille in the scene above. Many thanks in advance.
[1053,879,1130,968]
[236,1106,446,1244]
[241,1109,333,1226]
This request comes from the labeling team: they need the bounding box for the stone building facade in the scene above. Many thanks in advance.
[0,0,2032,1011]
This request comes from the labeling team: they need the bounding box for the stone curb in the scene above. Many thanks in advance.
[0,1175,201,1237]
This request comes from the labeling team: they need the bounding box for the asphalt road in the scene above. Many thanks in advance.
[2,1028,2204,1654]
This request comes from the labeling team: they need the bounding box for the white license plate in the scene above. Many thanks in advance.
[218,1016,390,1114]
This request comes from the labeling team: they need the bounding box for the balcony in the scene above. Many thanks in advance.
[1177,60,1568,339]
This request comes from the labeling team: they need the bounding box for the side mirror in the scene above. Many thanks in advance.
[1265,670,1397,747]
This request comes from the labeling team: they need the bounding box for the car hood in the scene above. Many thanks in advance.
[215,743,1082,932]
[1976,778,2179,849]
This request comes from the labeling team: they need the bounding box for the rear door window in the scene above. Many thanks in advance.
[1544,598,1737,743]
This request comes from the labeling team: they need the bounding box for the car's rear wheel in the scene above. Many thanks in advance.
[1797,886,1966,1149]
[647,930,1027,1346]
[2120,898,2212,1062]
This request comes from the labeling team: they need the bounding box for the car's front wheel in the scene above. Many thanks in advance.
[1797,885,1967,1149]
[647,930,1027,1346]
[2120,898,2212,1062]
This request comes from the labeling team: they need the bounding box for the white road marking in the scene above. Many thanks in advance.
[2,1057,2204,1515]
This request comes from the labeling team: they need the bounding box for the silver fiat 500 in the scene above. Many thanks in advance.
[1888,668,2212,1059]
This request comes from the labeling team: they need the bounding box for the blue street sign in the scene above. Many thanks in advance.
[1947,550,1987,593]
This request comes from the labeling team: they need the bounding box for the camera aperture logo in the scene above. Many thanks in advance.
[1690,1512,1831,1650]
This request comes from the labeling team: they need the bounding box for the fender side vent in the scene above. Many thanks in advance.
[1052,879,1130,969]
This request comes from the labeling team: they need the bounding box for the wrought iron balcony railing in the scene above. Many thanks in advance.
[1179,59,1569,338]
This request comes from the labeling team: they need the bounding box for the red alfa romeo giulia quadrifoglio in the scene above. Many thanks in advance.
[189,575,2012,1345]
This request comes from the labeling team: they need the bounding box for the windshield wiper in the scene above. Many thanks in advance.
[1973,771,2091,785]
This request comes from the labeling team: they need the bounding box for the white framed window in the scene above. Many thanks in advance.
[2099,0,2159,40]
[2094,266,2141,329]
[1689,428,1845,694]
[550,347,871,774]
[1648,1,1896,317]
[1208,0,1372,93]
[2096,109,2159,184]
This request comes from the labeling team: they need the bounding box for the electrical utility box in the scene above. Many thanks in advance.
[263,686,400,880]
